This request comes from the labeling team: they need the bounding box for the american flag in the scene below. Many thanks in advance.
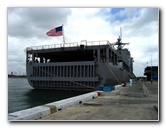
[46,26,63,36]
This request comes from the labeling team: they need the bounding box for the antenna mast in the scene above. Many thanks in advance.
[114,27,129,51]
[120,27,122,42]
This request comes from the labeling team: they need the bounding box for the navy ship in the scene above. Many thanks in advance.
[26,36,135,91]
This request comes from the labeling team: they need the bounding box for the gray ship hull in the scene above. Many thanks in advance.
[26,40,135,91]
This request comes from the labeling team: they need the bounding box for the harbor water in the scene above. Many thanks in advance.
[8,78,89,113]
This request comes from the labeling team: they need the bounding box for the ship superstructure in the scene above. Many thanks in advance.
[26,37,135,91]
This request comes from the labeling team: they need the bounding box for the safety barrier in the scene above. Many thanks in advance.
[8,91,98,120]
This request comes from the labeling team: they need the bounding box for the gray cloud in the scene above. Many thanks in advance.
[8,8,71,75]
[112,8,158,38]
[8,8,71,38]
[127,8,158,37]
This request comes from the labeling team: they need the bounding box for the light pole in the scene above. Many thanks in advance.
[151,54,153,84]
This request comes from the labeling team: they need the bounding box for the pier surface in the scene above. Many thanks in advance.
[39,81,159,121]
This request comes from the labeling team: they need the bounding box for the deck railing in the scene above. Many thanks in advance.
[26,40,115,51]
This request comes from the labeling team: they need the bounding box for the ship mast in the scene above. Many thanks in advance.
[114,28,129,52]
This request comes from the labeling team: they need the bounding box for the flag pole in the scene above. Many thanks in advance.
[62,24,65,47]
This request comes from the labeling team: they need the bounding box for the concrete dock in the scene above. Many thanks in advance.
[39,81,159,121]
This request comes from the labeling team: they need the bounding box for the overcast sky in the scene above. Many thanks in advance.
[7,8,159,76]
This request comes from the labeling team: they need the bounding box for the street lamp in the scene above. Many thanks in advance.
[151,54,153,84]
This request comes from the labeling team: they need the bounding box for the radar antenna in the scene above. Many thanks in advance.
[112,27,129,51]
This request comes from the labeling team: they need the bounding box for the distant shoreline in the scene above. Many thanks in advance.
[8,75,27,78]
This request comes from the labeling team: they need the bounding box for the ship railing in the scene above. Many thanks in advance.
[26,40,116,51]
[63,42,79,47]
[87,40,116,50]
[26,43,62,51]
[86,40,108,46]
